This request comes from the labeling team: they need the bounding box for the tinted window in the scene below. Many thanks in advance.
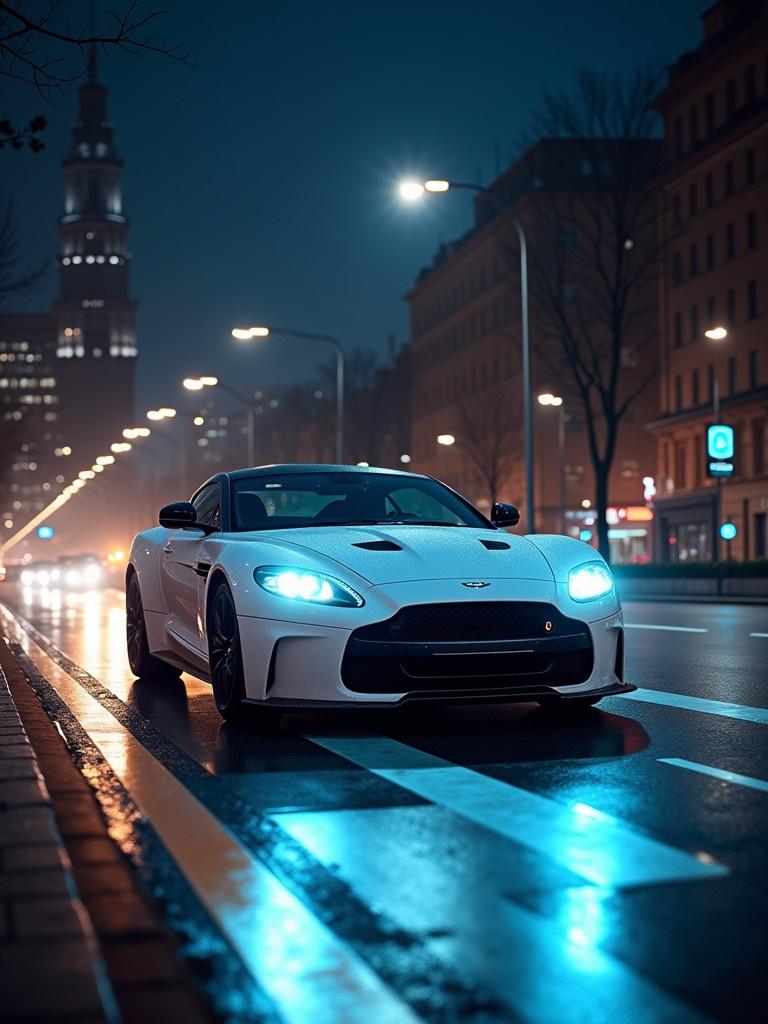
[231,472,488,531]
[192,483,221,529]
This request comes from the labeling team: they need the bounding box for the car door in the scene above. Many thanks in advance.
[161,482,221,650]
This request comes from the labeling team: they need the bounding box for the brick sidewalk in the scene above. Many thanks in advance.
[0,659,117,1023]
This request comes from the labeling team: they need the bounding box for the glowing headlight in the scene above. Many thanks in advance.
[84,564,101,584]
[36,570,50,586]
[568,561,614,602]
[254,566,364,607]
[20,569,35,585]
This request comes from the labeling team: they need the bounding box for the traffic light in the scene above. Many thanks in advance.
[706,424,735,477]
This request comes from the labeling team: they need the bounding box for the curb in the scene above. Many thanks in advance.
[0,633,214,1024]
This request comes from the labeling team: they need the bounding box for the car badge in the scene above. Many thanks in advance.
[462,581,490,588]
[545,620,553,632]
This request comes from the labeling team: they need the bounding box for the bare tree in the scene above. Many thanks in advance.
[456,388,519,508]
[1,1,189,152]
[519,68,665,560]
[0,197,49,303]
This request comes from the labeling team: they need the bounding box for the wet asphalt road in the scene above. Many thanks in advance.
[2,585,767,1024]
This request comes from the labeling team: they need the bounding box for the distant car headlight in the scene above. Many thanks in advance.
[84,564,101,584]
[254,566,364,607]
[20,569,35,585]
[568,561,614,602]
[36,570,50,585]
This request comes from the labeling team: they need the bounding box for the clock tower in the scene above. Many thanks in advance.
[54,44,137,465]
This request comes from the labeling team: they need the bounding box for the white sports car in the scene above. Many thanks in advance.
[126,465,634,719]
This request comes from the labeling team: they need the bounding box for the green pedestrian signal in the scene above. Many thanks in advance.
[706,424,735,477]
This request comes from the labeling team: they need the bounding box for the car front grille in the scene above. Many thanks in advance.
[342,601,593,695]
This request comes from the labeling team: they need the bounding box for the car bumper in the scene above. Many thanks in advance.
[237,578,629,706]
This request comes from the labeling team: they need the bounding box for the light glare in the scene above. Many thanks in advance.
[399,181,425,201]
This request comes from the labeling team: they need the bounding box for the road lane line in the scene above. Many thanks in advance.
[750,632,768,638]
[0,607,422,1024]
[660,758,768,794]
[618,688,768,725]
[624,624,708,633]
[305,735,726,889]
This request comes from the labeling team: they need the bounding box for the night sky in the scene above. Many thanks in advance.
[5,0,704,412]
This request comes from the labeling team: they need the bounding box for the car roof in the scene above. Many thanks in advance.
[224,464,430,482]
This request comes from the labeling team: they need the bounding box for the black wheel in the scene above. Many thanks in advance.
[536,696,603,711]
[208,582,247,720]
[126,573,182,680]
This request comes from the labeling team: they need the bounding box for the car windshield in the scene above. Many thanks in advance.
[231,471,490,532]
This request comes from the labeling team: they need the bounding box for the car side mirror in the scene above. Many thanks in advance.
[491,502,520,528]
[159,501,197,529]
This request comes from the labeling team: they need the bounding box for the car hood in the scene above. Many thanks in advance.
[240,525,555,586]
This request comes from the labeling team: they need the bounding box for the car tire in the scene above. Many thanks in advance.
[208,580,247,721]
[126,573,182,681]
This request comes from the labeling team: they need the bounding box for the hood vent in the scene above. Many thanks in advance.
[480,539,510,551]
[353,540,403,551]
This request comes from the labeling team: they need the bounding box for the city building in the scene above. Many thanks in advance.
[650,0,768,561]
[0,46,137,552]
[405,139,661,562]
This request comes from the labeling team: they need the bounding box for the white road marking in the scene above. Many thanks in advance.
[750,632,768,638]
[618,688,768,726]
[0,605,421,1024]
[624,624,708,633]
[305,734,726,889]
[660,758,768,794]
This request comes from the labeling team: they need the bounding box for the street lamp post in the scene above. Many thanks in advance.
[183,377,256,466]
[232,327,345,464]
[704,326,729,562]
[399,178,534,532]
[538,393,566,534]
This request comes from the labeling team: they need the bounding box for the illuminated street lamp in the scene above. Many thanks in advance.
[146,407,177,421]
[538,393,566,534]
[96,455,115,466]
[705,326,728,341]
[398,177,535,531]
[705,326,729,560]
[78,470,95,480]
[183,375,255,465]
[111,442,132,454]
[232,324,345,463]
[437,433,456,446]
[123,427,151,440]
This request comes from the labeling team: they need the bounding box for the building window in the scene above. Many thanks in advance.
[690,304,699,340]
[674,311,683,348]
[673,117,684,156]
[725,161,734,195]
[747,211,757,249]
[706,296,716,326]
[688,182,697,217]
[672,194,680,227]
[688,106,699,146]
[672,250,683,285]
[753,418,765,476]
[705,93,715,134]
[725,78,736,118]
[689,243,698,277]
[705,173,714,206]
[706,234,715,270]
[708,364,716,403]
[727,288,736,325]
[746,148,755,184]
[745,64,756,102]
[692,368,700,405]
[674,374,683,410]
[748,279,758,319]
[728,355,737,395]
[726,222,735,259]
[750,349,759,389]
[756,513,767,557]
[675,442,687,490]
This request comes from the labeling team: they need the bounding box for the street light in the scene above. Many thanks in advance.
[110,442,132,454]
[705,326,729,560]
[123,427,151,439]
[437,433,456,446]
[538,393,566,534]
[398,177,535,531]
[146,408,177,421]
[182,375,256,466]
[232,324,345,463]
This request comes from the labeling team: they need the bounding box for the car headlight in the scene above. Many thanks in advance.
[254,566,364,607]
[65,569,81,586]
[20,569,35,586]
[568,561,614,602]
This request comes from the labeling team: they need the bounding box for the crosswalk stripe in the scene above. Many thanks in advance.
[660,757,768,794]
[305,735,726,888]
[618,687,768,725]
[0,606,423,1024]
[625,624,708,633]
